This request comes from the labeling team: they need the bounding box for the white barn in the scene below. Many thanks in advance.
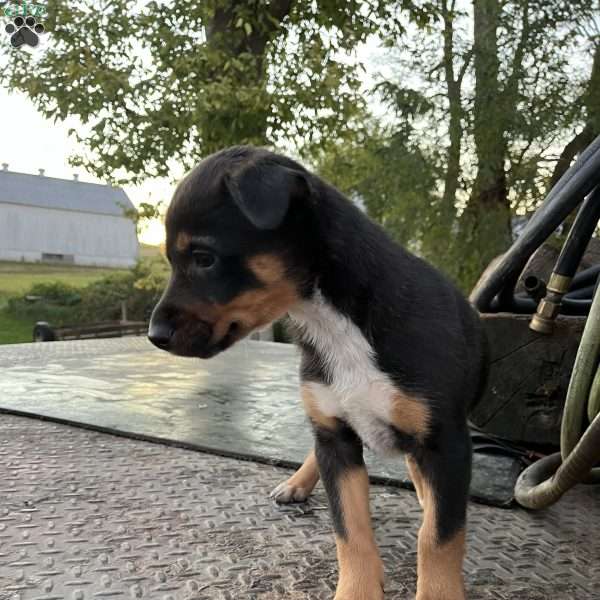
[0,166,139,268]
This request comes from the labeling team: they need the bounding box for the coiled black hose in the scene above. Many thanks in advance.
[480,186,600,317]
[471,134,600,312]
[553,189,600,279]
[571,265,600,290]
[567,285,598,300]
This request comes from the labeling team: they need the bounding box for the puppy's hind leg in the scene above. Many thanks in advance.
[411,424,471,600]
[270,449,320,504]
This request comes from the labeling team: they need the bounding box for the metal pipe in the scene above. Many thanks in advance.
[530,273,573,333]
[523,275,547,303]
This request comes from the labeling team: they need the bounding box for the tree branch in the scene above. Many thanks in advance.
[503,0,530,103]
[457,48,473,86]
[549,125,595,189]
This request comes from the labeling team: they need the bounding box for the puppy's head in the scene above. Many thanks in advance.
[148,146,315,358]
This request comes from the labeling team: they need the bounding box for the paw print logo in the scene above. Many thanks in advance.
[5,16,45,48]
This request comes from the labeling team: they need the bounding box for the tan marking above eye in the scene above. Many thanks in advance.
[175,232,192,252]
[390,392,431,440]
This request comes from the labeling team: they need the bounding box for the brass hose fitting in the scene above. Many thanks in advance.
[530,273,572,334]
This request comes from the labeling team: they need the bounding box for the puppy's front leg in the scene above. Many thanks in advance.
[313,421,384,600]
[270,449,320,503]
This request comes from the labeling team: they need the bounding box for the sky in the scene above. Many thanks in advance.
[0,89,173,246]
[0,14,388,248]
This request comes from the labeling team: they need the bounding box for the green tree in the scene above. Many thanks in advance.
[317,124,439,257]
[463,0,595,285]
[361,0,597,288]
[549,14,600,188]
[0,0,400,184]
[122,201,164,236]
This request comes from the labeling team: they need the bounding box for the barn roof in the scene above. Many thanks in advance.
[0,170,135,217]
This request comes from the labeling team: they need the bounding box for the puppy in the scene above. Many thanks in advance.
[149,146,487,600]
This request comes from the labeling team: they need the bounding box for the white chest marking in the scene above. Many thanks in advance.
[289,290,401,455]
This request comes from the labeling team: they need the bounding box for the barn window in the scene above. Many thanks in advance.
[41,253,75,264]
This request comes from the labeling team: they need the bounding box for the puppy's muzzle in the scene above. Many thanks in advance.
[147,318,174,349]
[148,300,226,358]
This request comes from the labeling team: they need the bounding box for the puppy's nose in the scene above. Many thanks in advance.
[148,321,174,349]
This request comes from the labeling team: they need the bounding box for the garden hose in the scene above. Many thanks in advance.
[561,282,600,463]
[514,283,600,509]
[589,367,600,423]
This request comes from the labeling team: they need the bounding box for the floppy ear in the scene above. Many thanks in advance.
[224,163,310,230]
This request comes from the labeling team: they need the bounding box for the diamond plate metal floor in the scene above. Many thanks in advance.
[0,338,519,506]
[1,415,599,599]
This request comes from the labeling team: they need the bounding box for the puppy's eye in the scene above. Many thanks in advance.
[192,250,216,269]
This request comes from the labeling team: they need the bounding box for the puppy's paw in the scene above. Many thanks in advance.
[269,479,312,504]
[334,588,384,600]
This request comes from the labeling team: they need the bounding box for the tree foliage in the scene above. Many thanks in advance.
[0,0,402,183]
[317,0,599,289]
[2,0,599,291]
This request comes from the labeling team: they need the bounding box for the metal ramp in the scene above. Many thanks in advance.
[1,413,599,599]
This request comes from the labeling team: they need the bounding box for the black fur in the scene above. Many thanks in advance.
[298,339,333,385]
[414,422,472,543]
[224,163,310,230]
[150,144,488,549]
[313,422,365,540]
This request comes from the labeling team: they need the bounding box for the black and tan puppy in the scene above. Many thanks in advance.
[148,146,487,600]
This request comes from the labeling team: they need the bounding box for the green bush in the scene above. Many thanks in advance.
[26,282,82,305]
[6,258,168,327]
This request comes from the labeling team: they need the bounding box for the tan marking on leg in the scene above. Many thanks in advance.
[270,450,320,503]
[406,455,425,508]
[301,385,338,431]
[390,391,430,439]
[334,467,384,600]
[413,462,466,600]
[288,449,320,491]
[175,232,192,252]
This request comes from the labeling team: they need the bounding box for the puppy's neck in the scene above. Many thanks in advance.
[288,286,372,349]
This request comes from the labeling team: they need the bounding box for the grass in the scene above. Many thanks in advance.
[0,262,126,297]
[0,262,122,345]
[0,307,34,344]
[0,245,162,298]
[0,245,162,345]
